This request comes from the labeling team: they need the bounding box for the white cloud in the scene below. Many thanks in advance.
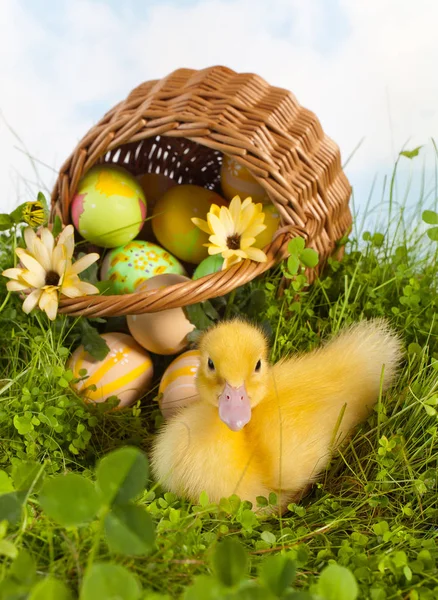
[0,0,436,216]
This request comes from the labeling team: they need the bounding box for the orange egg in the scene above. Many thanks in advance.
[67,332,153,409]
[137,173,177,241]
[254,204,281,249]
[152,185,228,264]
[220,155,269,204]
[159,350,201,419]
[126,273,195,355]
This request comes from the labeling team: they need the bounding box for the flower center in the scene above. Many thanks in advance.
[45,270,60,286]
[226,234,241,250]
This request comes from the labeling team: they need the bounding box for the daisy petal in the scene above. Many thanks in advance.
[20,269,46,288]
[240,237,256,249]
[7,280,29,292]
[40,227,55,255]
[71,253,100,275]
[24,228,37,254]
[39,289,59,320]
[33,237,52,272]
[208,235,228,250]
[191,218,211,234]
[244,247,268,262]
[15,249,46,282]
[219,206,235,236]
[2,268,25,280]
[207,213,227,240]
[62,281,99,297]
[207,245,225,255]
[22,289,42,314]
[223,255,242,269]
[229,196,242,223]
[244,223,267,238]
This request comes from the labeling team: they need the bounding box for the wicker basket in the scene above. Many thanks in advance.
[50,65,352,318]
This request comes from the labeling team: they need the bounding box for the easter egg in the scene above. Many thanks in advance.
[192,254,224,280]
[127,273,195,355]
[67,332,153,408]
[152,184,228,264]
[159,350,201,419]
[220,155,269,204]
[71,165,147,248]
[254,204,281,249]
[100,240,186,294]
[137,173,177,241]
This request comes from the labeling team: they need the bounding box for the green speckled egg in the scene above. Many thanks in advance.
[71,165,147,248]
[192,255,224,280]
[100,240,186,294]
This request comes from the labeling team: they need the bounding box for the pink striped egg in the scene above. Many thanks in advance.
[68,332,153,409]
[159,350,201,419]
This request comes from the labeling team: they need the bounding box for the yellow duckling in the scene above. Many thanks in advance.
[151,319,401,511]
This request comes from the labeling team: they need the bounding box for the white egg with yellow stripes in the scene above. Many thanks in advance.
[159,350,201,419]
[68,332,154,409]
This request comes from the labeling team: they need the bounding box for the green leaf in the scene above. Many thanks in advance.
[0,213,13,231]
[80,320,110,361]
[81,563,142,600]
[317,564,358,600]
[371,233,385,247]
[39,473,100,526]
[9,203,25,224]
[288,236,306,255]
[184,302,215,330]
[12,461,43,492]
[212,538,248,588]
[10,549,37,586]
[13,414,33,435]
[52,215,63,238]
[426,226,438,241]
[299,248,319,268]
[0,491,25,525]
[104,503,155,555]
[29,577,73,600]
[183,575,222,600]
[400,146,422,159]
[0,539,18,559]
[96,446,149,506]
[259,553,296,596]
[287,256,300,276]
[0,470,14,494]
[422,210,438,225]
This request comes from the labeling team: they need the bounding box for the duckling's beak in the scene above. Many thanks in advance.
[218,382,251,432]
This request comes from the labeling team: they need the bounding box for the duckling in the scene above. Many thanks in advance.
[151,319,401,511]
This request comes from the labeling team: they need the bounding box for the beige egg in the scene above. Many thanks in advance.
[127,273,195,355]
[67,332,154,409]
[159,350,201,419]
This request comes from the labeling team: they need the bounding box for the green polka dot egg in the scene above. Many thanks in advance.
[100,240,186,294]
[71,164,147,248]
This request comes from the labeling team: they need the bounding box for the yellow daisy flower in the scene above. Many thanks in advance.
[2,225,100,320]
[191,195,268,269]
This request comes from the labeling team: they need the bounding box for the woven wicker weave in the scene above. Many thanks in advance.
[50,65,352,318]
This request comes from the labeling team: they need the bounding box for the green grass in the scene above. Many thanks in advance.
[0,157,438,599]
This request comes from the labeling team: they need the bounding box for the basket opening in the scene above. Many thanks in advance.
[100,135,225,194]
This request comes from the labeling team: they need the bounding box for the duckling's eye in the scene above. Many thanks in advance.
[255,359,262,372]
[208,358,215,371]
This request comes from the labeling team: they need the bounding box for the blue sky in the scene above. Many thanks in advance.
[0,0,437,219]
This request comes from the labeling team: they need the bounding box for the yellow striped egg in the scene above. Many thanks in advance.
[68,332,153,409]
[220,155,269,204]
[159,350,201,419]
